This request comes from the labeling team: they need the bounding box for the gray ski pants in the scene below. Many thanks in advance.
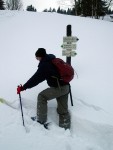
[37,85,71,129]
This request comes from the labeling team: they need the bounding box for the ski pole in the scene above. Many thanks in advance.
[69,84,74,106]
[18,92,25,127]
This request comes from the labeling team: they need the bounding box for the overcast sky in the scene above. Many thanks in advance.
[22,0,60,11]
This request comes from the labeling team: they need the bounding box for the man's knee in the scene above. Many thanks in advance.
[38,93,47,104]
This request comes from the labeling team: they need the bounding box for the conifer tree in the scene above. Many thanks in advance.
[80,0,107,18]
[26,5,37,12]
[0,0,5,10]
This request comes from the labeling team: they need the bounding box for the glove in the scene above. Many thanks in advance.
[17,85,24,94]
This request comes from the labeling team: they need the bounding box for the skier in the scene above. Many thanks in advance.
[17,48,71,129]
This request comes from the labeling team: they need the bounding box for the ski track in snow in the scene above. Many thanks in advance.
[75,97,103,111]
[73,96,113,121]
[1,97,113,150]
[0,96,113,150]
[3,99,113,150]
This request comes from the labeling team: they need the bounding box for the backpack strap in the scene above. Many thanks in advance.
[51,76,61,93]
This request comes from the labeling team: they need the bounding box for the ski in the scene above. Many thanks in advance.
[0,98,18,109]
[31,116,51,130]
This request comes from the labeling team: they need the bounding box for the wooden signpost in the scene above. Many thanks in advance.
[62,25,79,106]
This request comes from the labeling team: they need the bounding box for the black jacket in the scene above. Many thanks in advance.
[23,54,68,90]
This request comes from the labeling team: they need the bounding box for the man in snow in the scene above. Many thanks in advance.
[17,48,70,129]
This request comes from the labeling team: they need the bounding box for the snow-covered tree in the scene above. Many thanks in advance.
[6,0,22,10]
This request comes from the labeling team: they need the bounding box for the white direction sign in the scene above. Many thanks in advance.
[62,36,78,57]
[63,43,76,50]
[63,36,78,43]
[62,50,77,57]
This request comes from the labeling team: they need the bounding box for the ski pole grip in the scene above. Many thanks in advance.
[17,84,22,94]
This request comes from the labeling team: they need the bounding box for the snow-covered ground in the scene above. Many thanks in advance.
[0,10,113,150]
[101,14,113,22]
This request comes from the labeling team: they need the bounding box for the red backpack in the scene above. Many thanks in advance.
[52,58,74,83]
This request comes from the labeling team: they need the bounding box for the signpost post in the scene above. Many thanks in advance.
[62,25,79,106]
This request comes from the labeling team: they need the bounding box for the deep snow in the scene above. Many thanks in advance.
[0,10,113,150]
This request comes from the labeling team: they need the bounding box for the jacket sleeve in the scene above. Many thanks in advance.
[23,66,46,90]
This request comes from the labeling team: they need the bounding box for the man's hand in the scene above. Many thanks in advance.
[17,85,24,94]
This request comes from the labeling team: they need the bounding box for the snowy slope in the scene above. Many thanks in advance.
[0,10,113,150]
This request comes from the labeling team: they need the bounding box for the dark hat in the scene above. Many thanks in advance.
[35,48,46,57]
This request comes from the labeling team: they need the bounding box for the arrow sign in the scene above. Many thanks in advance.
[63,36,79,43]
[63,43,76,50]
[62,50,77,57]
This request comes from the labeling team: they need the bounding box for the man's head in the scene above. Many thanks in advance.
[35,48,46,61]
